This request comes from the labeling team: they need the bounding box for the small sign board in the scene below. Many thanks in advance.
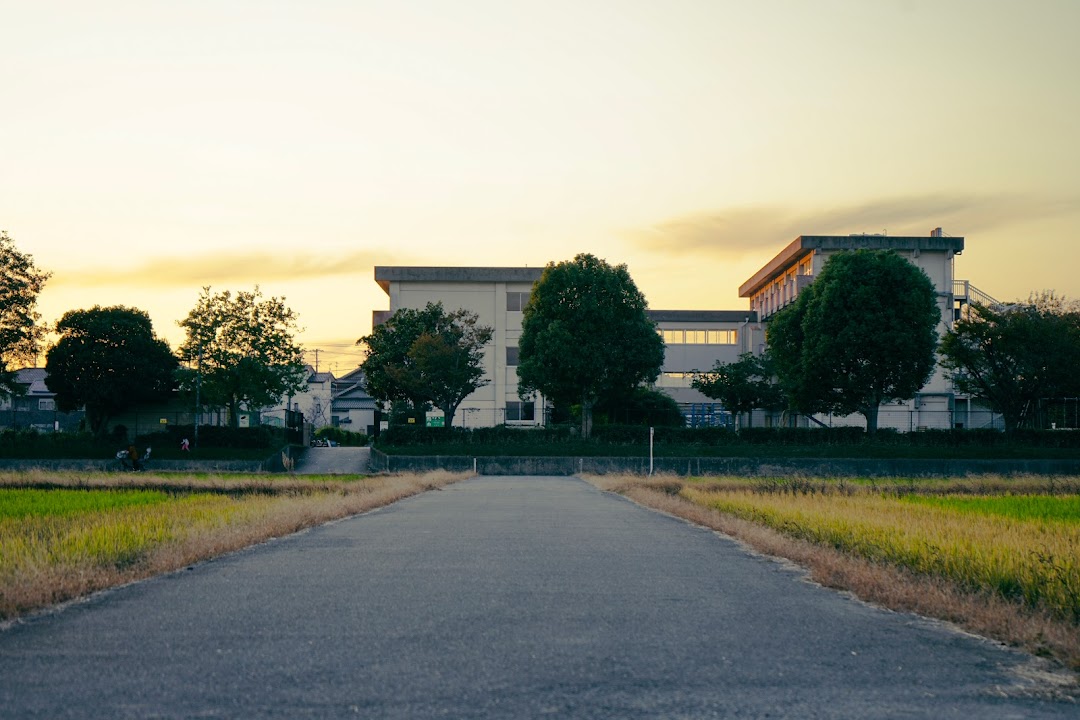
[426,416,445,428]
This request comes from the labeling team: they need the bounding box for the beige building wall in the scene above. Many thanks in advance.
[374,267,543,428]
[739,233,970,431]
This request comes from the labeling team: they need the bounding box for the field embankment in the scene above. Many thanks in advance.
[590,473,1080,672]
[0,470,467,622]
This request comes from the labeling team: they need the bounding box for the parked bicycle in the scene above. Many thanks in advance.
[114,446,152,471]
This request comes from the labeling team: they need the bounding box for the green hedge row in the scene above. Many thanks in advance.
[135,425,288,450]
[314,426,369,446]
[377,424,1080,449]
[0,430,107,459]
[0,426,290,460]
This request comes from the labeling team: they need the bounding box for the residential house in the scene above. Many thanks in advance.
[0,368,83,432]
[330,367,378,435]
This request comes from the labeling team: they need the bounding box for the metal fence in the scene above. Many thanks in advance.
[0,407,83,433]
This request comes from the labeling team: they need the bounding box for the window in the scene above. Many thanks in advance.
[506,346,519,366]
[506,291,530,312]
[706,330,737,345]
[662,329,683,344]
[685,330,707,344]
[657,372,693,387]
[505,400,534,422]
[38,399,56,411]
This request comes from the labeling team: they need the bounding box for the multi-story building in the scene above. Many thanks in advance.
[647,310,758,426]
[739,230,1000,430]
[373,230,1000,431]
[374,266,545,427]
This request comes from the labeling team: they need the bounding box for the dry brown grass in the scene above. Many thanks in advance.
[586,473,1080,674]
[0,470,468,622]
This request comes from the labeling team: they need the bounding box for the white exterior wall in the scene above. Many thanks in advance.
[743,236,968,432]
[262,370,334,429]
[380,272,542,428]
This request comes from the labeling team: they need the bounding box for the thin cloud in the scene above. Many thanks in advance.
[631,193,1080,258]
[53,249,410,288]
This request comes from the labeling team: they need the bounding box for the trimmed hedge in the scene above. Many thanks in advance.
[314,426,369,447]
[138,425,287,450]
[373,424,1080,458]
[0,430,107,459]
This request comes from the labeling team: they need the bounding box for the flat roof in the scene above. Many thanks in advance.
[648,310,757,323]
[375,266,544,294]
[738,235,965,298]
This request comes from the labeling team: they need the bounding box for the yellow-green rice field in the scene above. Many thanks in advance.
[682,484,1080,624]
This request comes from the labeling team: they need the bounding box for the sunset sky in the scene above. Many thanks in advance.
[3,0,1078,374]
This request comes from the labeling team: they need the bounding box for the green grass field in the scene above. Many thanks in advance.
[900,494,1080,523]
[0,488,173,519]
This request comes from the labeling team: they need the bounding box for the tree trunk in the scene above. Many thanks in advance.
[89,407,110,438]
[862,404,880,435]
[442,400,457,431]
[581,396,594,439]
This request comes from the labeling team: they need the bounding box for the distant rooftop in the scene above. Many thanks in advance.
[375,266,544,295]
[739,234,965,298]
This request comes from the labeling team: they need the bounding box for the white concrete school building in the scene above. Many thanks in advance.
[373,230,1000,431]
[374,266,545,427]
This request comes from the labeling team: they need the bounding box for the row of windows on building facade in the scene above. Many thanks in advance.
[509,292,739,346]
[0,398,55,411]
[658,329,737,345]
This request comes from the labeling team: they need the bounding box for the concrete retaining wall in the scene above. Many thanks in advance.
[370,449,1080,477]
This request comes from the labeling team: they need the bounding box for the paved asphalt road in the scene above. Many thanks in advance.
[0,476,1074,718]
[294,446,371,474]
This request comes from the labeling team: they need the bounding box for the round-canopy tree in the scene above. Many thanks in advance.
[767,249,940,433]
[45,306,178,436]
[178,286,306,428]
[0,231,51,399]
[358,302,492,431]
[517,253,664,438]
[939,291,1080,431]
[692,352,783,429]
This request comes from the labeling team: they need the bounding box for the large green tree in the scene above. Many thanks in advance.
[517,253,664,438]
[0,231,51,399]
[766,249,940,433]
[45,306,178,436]
[594,387,685,427]
[178,287,306,427]
[692,352,783,428]
[939,292,1080,431]
[358,302,492,430]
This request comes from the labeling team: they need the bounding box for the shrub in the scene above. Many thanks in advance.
[136,425,286,450]
[314,426,369,446]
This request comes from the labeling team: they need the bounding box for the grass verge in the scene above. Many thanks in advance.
[587,473,1080,674]
[0,470,468,622]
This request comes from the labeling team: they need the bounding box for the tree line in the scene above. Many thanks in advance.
[7,227,1078,440]
[1,231,306,436]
